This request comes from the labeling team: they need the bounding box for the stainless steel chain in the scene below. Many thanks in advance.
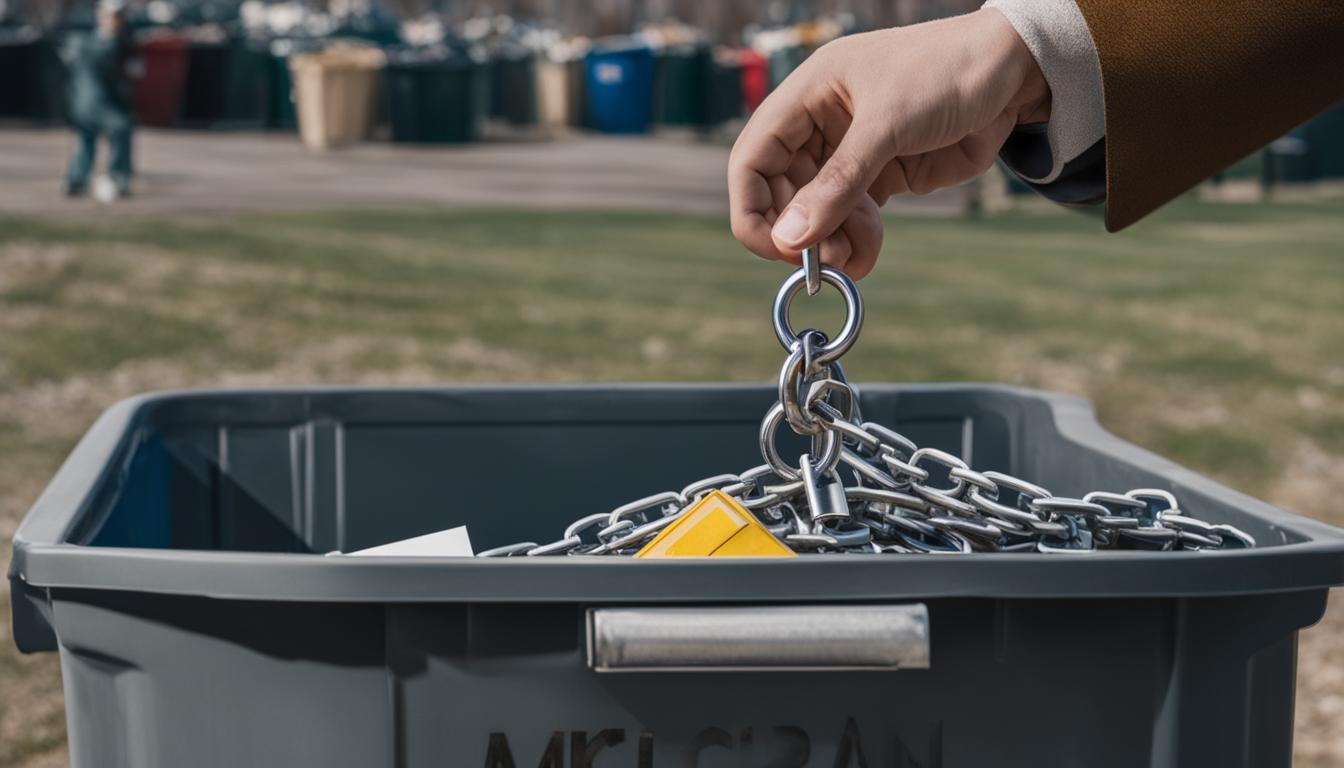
[480,248,1255,558]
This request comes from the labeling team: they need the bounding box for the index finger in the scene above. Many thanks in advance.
[727,82,819,262]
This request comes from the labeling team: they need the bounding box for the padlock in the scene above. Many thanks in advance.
[800,453,851,524]
[635,490,795,558]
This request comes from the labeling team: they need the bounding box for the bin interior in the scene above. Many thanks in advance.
[68,386,1305,555]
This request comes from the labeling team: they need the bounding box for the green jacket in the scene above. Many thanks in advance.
[65,29,134,128]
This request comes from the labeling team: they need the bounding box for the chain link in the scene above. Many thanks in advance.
[480,262,1255,557]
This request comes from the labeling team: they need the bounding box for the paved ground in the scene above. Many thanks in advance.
[0,127,970,216]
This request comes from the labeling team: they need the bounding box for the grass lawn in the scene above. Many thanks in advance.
[0,200,1341,765]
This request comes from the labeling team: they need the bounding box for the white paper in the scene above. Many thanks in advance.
[334,526,474,557]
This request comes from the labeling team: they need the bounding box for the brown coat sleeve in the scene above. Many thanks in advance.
[1072,1,1344,231]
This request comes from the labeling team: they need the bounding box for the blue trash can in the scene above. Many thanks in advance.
[584,41,654,134]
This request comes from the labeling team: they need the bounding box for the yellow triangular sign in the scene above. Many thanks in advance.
[634,490,795,558]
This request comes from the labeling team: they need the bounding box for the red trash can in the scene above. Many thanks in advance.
[740,49,766,113]
[132,31,190,127]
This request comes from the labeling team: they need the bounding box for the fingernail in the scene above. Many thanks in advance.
[772,206,809,246]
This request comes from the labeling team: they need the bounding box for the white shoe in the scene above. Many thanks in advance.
[93,175,119,204]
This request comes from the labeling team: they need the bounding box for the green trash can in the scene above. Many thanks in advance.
[384,46,484,143]
[223,35,269,126]
[1286,100,1344,181]
[263,38,324,130]
[1309,101,1344,179]
[1265,134,1314,183]
[767,45,809,91]
[488,44,536,125]
[653,41,709,126]
[568,53,589,128]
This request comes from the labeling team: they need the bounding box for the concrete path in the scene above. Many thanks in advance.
[0,127,965,216]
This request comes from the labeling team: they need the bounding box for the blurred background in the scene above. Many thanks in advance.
[0,0,1341,766]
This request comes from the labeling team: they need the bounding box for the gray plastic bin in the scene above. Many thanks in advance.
[9,384,1344,768]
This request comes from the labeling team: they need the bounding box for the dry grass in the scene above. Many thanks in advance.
[0,202,1340,766]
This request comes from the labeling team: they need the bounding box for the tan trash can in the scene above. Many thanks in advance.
[289,44,385,150]
[535,39,588,132]
[535,54,569,130]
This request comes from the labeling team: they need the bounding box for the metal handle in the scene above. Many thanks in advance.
[586,604,929,673]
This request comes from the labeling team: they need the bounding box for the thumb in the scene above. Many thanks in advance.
[771,120,891,255]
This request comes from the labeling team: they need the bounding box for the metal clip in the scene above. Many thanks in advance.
[803,246,821,296]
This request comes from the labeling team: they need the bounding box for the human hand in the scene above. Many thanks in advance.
[728,9,1051,278]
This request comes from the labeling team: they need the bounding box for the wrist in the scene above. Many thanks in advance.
[976,7,1051,123]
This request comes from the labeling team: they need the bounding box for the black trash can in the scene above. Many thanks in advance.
[384,46,483,143]
[488,44,536,125]
[0,27,66,122]
[653,41,709,127]
[704,46,744,126]
[178,33,230,127]
[10,385,1344,768]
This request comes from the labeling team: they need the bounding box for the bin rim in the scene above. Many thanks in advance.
[10,383,1344,604]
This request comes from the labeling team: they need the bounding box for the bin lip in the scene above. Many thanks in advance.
[9,383,1344,603]
[11,540,1344,602]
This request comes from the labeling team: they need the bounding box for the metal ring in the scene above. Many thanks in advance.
[812,400,877,450]
[772,266,864,365]
[949,466,996,495]
[476,541,538,558]
[983,471,1051,501]
[845,486,929,513]
[1030,498,1110,521]
[897,527,973,554]
[1082,491,1147,514]
[1179,531,1224,550]
[785,533,841,551]
[912,484,980,518]
[565,513,613,541]
[879,452,930,484]
[778,345,824,436]
[820,522,873,548]
[908,447,969,496]
[928,516,1003,550]
[840,447,906,490]
[527,536,582,556]
[967,487,1061,534]
[596,520,636,541]
[1156,510,1220,536]
[760,401,839,480]
[1209,523,1255,548]
[1114,525,1178,551]
[607,491,684,527]
[681,473,741,502]
[860,422,918,460]
[594,514,681,553]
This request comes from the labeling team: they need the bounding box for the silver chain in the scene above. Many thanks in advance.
[480,249,1255,557]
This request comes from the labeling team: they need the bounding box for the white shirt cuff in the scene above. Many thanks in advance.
[983,0,1105,184]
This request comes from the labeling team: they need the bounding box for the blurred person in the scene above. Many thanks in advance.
[64,0,136,199]
[728,1,1344,278]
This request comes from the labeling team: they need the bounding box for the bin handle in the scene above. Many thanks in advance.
[586,604,929,673]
